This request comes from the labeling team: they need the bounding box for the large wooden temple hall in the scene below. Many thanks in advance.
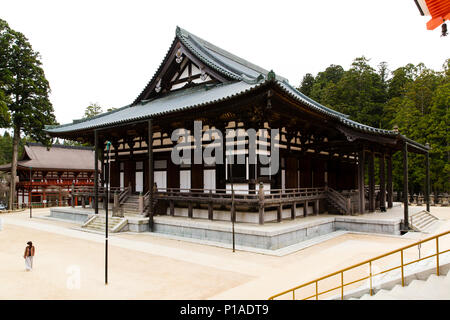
[46,27,430,230]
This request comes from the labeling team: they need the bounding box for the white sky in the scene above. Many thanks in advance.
[2,0,449,126]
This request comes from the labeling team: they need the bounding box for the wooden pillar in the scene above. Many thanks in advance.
[291,202,296,220]
[94,130,99,214]
[43,192,46,207]
[403,142,409,230]
[277,203,282,222]
[148,119,154,231]
[208,190,213,220]
[358,149,366,214]
[387,155,393,208]
[71,182,74,208]
[425,149,430,212]
[314,200,319,215]
[170,200,175,216]
[258,182,264,225]
[303,200,308,217]
[188,202,193,218]
[379,153,386,211]
[368,150,375,212]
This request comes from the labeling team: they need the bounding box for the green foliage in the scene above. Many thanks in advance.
[299,73,315,97]
[298,57,450,194]
[0,18,56,145]
[0,131,35,165]
[83,102,103,119]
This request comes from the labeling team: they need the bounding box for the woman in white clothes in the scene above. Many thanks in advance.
[23,241,35,271]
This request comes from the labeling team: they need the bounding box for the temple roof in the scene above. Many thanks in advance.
[46,76,395,137]
[175,27,288,82]
[0,143,96,172]
[45,27,429,153]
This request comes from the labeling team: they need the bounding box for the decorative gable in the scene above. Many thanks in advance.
[133,40,227,104]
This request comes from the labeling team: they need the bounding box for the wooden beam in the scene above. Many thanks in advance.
[94,130,99,214]
[403,142,409,230]
[358,149,365,214]
[387,155,393,208]
[379,153,386,211]
[148,119,154,231]
[368,150,375,212]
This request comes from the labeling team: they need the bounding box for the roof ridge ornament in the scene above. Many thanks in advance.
[200,67,207,81]
[155,79,162,93]
[241,73,265,84]
[176,48,183,63]
[267,70,276,81]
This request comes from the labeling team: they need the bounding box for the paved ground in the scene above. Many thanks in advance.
[0,206,449,300]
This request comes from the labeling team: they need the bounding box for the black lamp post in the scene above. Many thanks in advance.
[105,141,111,285]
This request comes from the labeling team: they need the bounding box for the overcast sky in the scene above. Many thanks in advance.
[2,0,449,126]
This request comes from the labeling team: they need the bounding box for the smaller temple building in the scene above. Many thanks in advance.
[0,143,96,207]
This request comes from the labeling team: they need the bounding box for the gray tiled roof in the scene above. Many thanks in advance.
[46,27,399,140]
[0,144,96,171]
[47,81,259,133]
[176,27,288,82]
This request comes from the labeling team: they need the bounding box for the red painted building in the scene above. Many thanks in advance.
[0,143,96,207]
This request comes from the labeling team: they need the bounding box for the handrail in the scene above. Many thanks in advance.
[119,186,131,205]
[268,229,450,300]
[143,190,151,213]
[326,187,351,214]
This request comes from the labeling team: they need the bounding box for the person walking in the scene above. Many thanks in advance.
[23,241,35,271]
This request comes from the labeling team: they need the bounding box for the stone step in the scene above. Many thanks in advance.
[123,204,140,208]
[357,273,450,300]
[415,214,435,224]
[82,215,126,232]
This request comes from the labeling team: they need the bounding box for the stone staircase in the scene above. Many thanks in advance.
[343,250,450,300]
[326,188,352,215]
[82,215,127,232]
[327,197,347,215]
[121,195,142,215]
[358,273,450,300]
[410,210,439,233]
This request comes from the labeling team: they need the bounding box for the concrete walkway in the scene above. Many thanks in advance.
[0,206,449,300]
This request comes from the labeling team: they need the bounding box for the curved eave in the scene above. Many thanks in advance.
[46,81,265,136]
[47,79,429,155]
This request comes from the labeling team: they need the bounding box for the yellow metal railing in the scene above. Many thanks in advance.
[268,229,450,300]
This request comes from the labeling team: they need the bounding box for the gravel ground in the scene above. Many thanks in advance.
[0,206,449,300]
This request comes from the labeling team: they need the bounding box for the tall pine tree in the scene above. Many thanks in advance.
[0,19,56,209]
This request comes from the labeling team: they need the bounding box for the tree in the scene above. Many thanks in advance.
[298,73,315,97]
[83,102,103,118]
[0,19,56,209]
[309,64,344,103]
[297,57,449,195]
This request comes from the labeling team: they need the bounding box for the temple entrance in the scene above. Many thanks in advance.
[203,169,216,192]
[135,161,144,194]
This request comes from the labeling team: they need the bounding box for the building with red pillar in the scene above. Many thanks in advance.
[0,143,96,207]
